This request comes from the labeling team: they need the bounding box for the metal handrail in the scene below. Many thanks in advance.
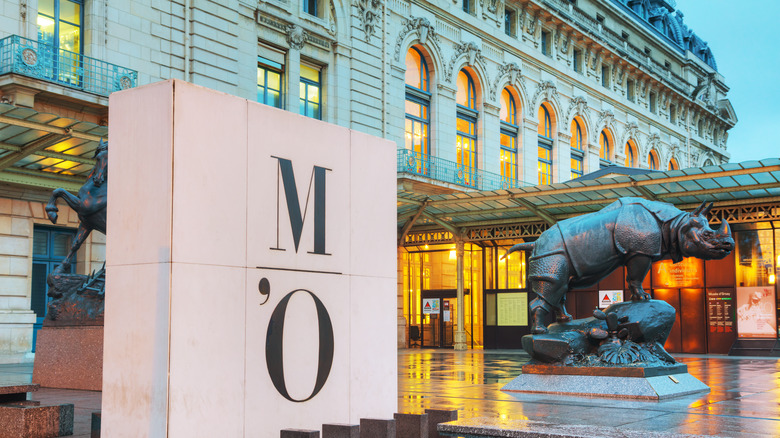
[0,34,137,97]
[398,149,522,191]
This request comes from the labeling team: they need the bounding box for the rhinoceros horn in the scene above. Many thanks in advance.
[715,219,731,239]
[692,201,713,217]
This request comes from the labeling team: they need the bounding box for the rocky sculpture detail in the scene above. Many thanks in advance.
[505,197,734,367]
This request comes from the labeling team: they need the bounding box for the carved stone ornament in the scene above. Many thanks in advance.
[646,132,661,153]
[530,80,557,115]
[20,0,27,20]
[565,96,588,125]
[621,121,641,149]
[393,17,440,61]
[286,24,307,50]
[355,0,382,43]
[486,0,501,14]
[490,62,523,101]
[446,42,484,83]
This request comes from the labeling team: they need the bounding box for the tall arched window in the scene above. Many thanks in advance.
[625,140,637,167]
[537,104,553,185]
[648,150,659,170]
[456,69,478,187]
[570,118,584,180]
[404,47,431,175]
[599,130,611,168]
[668,157,679,170]
[500,87,519,188]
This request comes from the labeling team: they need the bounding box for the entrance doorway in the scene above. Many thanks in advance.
[420,290,466,348]
[31,226,76,351]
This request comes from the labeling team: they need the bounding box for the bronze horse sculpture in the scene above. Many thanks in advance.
[45,139,107,273]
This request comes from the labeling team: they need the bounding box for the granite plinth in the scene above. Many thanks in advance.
[359,418,395,438]
[0,382,39,403]
[437,417,717,437]
[32,326,102,391]
[501,372,709,400]
[424,409,458,438]
[522,363,688,377]
[0,403,74,438]
[322,424,359,438]
[394,413,428,438]
[91,412,101,438]
[280,430,319,438]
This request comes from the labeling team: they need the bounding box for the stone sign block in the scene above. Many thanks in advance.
[103,80,397,436]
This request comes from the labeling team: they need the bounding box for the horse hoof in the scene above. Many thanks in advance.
[531,325,548,335]
[47,212,58,223]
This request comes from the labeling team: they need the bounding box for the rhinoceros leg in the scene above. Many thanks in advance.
[529,253,570,334]
[626,254,652,300]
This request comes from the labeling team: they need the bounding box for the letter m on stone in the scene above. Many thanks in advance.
[273,157,328,254]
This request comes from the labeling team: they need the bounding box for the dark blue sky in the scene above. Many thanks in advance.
[679,0,779,163]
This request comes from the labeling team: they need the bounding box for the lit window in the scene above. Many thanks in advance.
[599,131,611,161]
[648,150,659,170]
[299,64,321,120]
[37,0,82,86]
[625,141,636,167]
[570,119,584,180]
[404,47,431,176]
[456,70,478,187]
[500,88,519,188]
[668,158,678,170]
[257,57,283,108]
[538,105,554,185]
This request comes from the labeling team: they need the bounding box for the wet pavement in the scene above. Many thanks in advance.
[398,349,780,437]
[2,350,780,437]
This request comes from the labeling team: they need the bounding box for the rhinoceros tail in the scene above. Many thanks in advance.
[501,242,536,260]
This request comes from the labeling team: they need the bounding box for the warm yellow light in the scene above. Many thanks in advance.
[771,274,776,285]
[449,250,456,260]
[424,244,429,250]
[37,16,54,27]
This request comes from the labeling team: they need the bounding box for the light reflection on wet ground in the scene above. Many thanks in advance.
[398,350,780,437]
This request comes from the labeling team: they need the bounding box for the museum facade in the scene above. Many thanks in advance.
[0,0,757,363]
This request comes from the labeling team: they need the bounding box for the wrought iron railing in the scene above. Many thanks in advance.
[398,149,522,191]
[0,35,137,97]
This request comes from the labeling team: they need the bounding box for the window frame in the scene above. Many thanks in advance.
[303,0,319,17]
[500,88,519,187]
[257,56,284,109]
[537,105,554,185]
[599,130,611,168]
[37,0,84,86]
[541,30,551,56]
[299,63,322,120]
[504,9,516,37]
[570,119,584,180]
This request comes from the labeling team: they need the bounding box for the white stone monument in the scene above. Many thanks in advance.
[103,80,397,436]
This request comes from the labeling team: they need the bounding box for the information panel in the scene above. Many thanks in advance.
[736,286,777,338]
[706,289,734,334]
[497,292,527,326]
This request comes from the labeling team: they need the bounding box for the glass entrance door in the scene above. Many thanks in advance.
[420,292,459,348]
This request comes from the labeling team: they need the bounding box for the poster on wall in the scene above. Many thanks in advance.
[653,257,704,288]
[599,290,623,309]
[736,286,777,338]
[422,298,440,315]
[497,292,528,326]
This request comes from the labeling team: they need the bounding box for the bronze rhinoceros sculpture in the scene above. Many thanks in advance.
[505,197,734,335]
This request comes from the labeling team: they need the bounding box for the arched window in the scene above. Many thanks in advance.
[537,104,554,185]
[668,157,679,170]
[599,130,611,168]
[625,140,637,168]
[570,118,584,180]
[456,69,478,187]
[500,87,519,188]
[648,150,659,170]
[404,47,431,175]
[703,159,714,167]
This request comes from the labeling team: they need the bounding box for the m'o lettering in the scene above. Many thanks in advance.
[265,289,334,402]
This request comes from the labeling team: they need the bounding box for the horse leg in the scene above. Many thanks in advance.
[58,225,91,272]
[45,189,81,224]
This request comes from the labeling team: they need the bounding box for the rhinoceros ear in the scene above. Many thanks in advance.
[701,202,714,217]
[691,201,707,216]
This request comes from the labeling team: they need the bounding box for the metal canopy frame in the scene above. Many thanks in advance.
[398,159,780,246]
[0,103,106,192]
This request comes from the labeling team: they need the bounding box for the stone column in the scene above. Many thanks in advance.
[286,49,301,113]
[454,240,467,350]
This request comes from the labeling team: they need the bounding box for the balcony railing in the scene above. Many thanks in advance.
[0,35,137,97]
[398,149,522,191]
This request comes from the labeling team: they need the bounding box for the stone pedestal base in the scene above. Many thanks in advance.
[0,403,74,438]
[502,371,709,400]
[33,326,103,391]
